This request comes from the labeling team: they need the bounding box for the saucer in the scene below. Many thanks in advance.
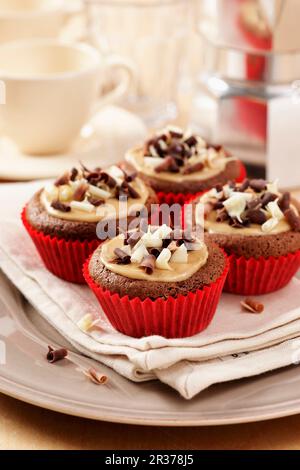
[0,106,147,181]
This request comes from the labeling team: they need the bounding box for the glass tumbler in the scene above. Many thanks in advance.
[85,0,195,126]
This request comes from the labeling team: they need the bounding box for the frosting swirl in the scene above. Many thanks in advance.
[100,225,208,282]
[41,163,150,223]
[200,179,300,236]
[126,125,237,184]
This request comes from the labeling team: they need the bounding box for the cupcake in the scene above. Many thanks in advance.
[196,179,300,295]
[125,125,246,206]
[22,163,158,284]
[83,224,229,338]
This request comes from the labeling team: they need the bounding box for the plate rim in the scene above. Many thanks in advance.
[1,372,300,426]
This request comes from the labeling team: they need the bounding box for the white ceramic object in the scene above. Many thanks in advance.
[0,106,147,180]
[0,0,82,43]
[0,39,134,155]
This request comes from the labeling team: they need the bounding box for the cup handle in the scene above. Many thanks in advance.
[92,55,136,113]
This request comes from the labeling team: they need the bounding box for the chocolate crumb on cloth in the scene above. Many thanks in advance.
[197,178,300,259]
[241,298,264,314]
[88,225,226,301]
[125,125,242,195]
[46,346,68,363]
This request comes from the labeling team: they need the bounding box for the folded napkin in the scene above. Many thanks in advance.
[0,181,300,399]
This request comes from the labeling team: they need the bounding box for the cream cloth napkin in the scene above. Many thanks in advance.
[1,181,300,399]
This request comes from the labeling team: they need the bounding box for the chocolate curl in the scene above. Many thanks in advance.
[184,135,198,147]
[119,162,138,182]
[88,196,104,207]
[86,172,102,186]
[169,128,184,139]
[114,248,131,264]
[126,231,142,247]
[249,179,267,192]
[46,346,68,363]
[140,254,156,274]
[237,179,250,192]
[149,247,161,258]
[73,183,89,202]
[83,367,108,385]
[246,209,267,225]
[216,208,229,222]
[51,201,71,212]
[278,192,291,212]
[285,208,300,232]
[155,156,179,173]
[183,161,204,175]
[100,172,117,188]
[70,167,78,181]
[54,172,70,187]
[121,181,140,199]
[260,192,277,207]
[241,298,264,314]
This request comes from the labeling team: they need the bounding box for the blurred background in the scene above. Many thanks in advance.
[0,0,299,187]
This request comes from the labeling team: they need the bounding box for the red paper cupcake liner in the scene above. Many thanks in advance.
[83,254,229,338]
[21,207,100,284]
[225,250,300,295]
[156,161,247,206]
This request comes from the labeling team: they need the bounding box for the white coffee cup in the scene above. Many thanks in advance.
[0,39,134,155]
[0,0,80,44]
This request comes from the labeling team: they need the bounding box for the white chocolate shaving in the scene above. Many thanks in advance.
[261,200,284,233]
[141,231,163,248]
[171,244,188,263]
[88,185,112,200]
[107,165,124,180]
[130,244,148,264]
[149,145,160,158]
[266,179,280,195]
[155,248,172,270]
[262,218,279,233]
[223,192,252,223]
[59,185,73,202]
[153,224,173,239]
[70,201,94,213]
[44,184,58,201]
[143,157,162,169]
[77,313,94,332]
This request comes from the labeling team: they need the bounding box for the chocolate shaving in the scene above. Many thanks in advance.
[100,172,117,188]
[88,196,104,207]
[70,167,78,181]
[54,172,70,187]
[162,237,172,248]
[169,129,183,139]
[184,135,198,147]
[73,183,88,202]
[149,248,161,258]
[278,192,291,212]
[246,208,267,225]
[155,156,179,173]
[249,179,267,192]
[51,201,71,212]
[216,208,229,222]
[169,143,184,156]
[237,179,250,192]
[260,192,277,207]
[247,198,262,210]
[183,161,204,175]
[83,367,108,385]
[213,200,224,210]
[126,231,142,247]
[46,345,68,363]
[86,172,102,186]
[229,217,247,228]
[241,298,264,314]
[114,248,131,264]
[140,254,156,274]
[284,208,300,232]
[119,163,138,182]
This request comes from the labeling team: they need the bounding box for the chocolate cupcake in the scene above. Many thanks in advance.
[22,163,157,283]
[84,225,229,338]
[125,125,245,205]
[196,178,300,294]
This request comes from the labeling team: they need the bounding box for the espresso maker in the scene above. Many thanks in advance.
[192,0,300,188]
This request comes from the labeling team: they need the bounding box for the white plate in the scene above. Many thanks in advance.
[1,273,300,426]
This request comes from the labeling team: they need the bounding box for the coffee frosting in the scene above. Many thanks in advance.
[199,179,300,236]
[100,227,208,282]
[126,125,237,184]
[40,164,150,223]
